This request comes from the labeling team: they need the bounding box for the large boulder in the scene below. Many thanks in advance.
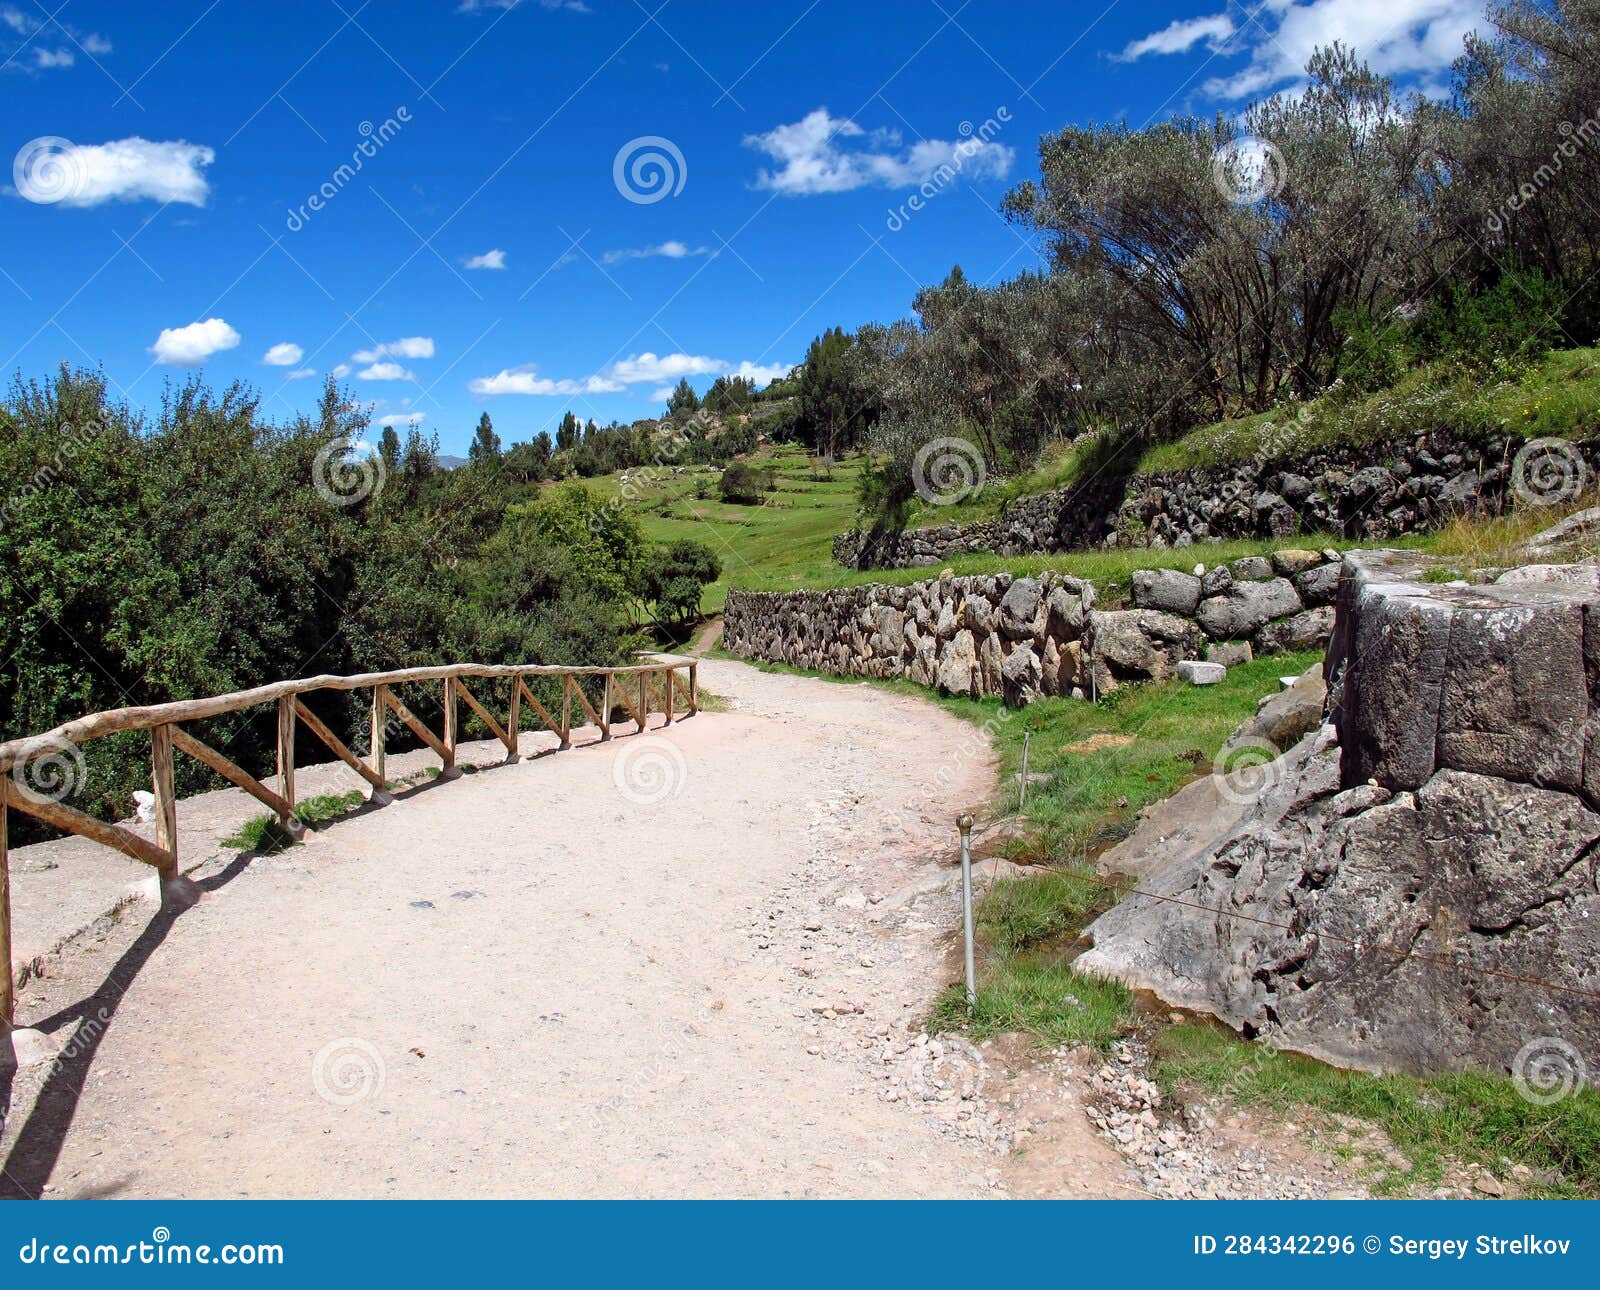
[998,577,1042,639]
[1081,734,1600,1079]
[935,629,978,698]
[1131,567,1202,615]
[1196,577,1302,639]
[1254,605,1336,654]
[1000,642,1043,707]
[1086,609,1203,683]
[1329,551,1597,799]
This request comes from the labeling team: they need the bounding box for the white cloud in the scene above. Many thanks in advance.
[465,247,507,270]
[1117,14,1235,61]
[378,413,427,427]
[149,318,240,366]
[1120,2,1486,100]
[352,336,434,363]
[9,137,214,207]
[34,48,73,68]
[727,360,791,387]
[650,385,675,402]
[285,367,318,380]
[262,342,304,366]
[472,352,793,397]
[357,361,415,382]
[458,1,590,11]
[82,33,112,54]
[600,240,712,265]
[0,9,28,34]
[1,6,110,52]
[746,107,1014,195]
[331,363,351,379]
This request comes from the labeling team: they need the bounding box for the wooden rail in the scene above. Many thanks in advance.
[0,656,698,1037]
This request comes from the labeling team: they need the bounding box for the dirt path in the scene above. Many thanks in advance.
[1,659,1009,1199]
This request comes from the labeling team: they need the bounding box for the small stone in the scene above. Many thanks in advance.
[1177,660,1225,685]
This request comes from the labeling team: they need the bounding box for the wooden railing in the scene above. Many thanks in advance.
[0,656,699,1034]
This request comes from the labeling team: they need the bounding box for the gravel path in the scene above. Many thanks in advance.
[1,659,1003,1199]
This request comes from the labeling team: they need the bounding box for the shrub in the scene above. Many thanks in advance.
[718,460,774,504]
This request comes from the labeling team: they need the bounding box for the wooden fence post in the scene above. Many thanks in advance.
[442,677,458,774]
[1,798,13,1036]
[599,675,612,741]
[371,685,387,785]
[507,677,521,759]
[560,675,573,749]
[638,673,648,733]
[150,724,178,877]
[689,662,699,715]
[664,667,674,725]
[276,697,297,816]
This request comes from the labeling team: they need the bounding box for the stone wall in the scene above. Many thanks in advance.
[833,431,1600,570]
[723,548,1345,705]
[1080,550,1600,1080]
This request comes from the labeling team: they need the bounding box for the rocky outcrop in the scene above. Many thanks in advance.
[722,550,1346,705]
[1080,554,1600,1081]
[833,432,1600,570]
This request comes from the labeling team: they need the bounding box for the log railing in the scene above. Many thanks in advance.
[0,656,698,1036]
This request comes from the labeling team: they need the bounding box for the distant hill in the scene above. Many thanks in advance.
[436,454,468,470]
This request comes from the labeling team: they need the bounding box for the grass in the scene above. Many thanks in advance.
[1139,345,1600,475]
[223,789,367,852]
[1153,1021,1600,1198]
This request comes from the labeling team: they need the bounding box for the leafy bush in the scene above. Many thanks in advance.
[635,540,721,626]
[718,460,774,504]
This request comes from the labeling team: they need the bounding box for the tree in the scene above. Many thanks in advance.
[556,410,579,453]
[468,411,501,464]
[635,540,721,627]
[378,424,401,471]
[719,460,774,504]
[797,327,880,457]
[666,378,701,419]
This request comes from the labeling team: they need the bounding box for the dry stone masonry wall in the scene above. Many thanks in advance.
[834,432,1600,570]
[723,548,1346,706]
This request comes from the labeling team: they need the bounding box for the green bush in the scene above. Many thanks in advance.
[718,460,774,504]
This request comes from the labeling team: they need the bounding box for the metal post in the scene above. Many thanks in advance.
[958,812,976,1009]
[1019,731,1031,811]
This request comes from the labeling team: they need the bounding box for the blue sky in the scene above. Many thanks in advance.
[1,0,1487,454]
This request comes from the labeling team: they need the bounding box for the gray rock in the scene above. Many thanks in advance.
[998,577,1041,639]
[1293,562,1342,606]
[1229,555,1273,582]
[1046,586,1085,637]
[1197,578,1302,639]
[1177,660,1225,685]
[1207,640,1253,668]
[935,630,978,698]
[1200,565,1234,598]
[1131,567,1202,615]
[1001,643,1043,707]
[962,593,997,636]
[1270,548,1325,576]
[1254,605,1336,654]
[1225,665,1326,757]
